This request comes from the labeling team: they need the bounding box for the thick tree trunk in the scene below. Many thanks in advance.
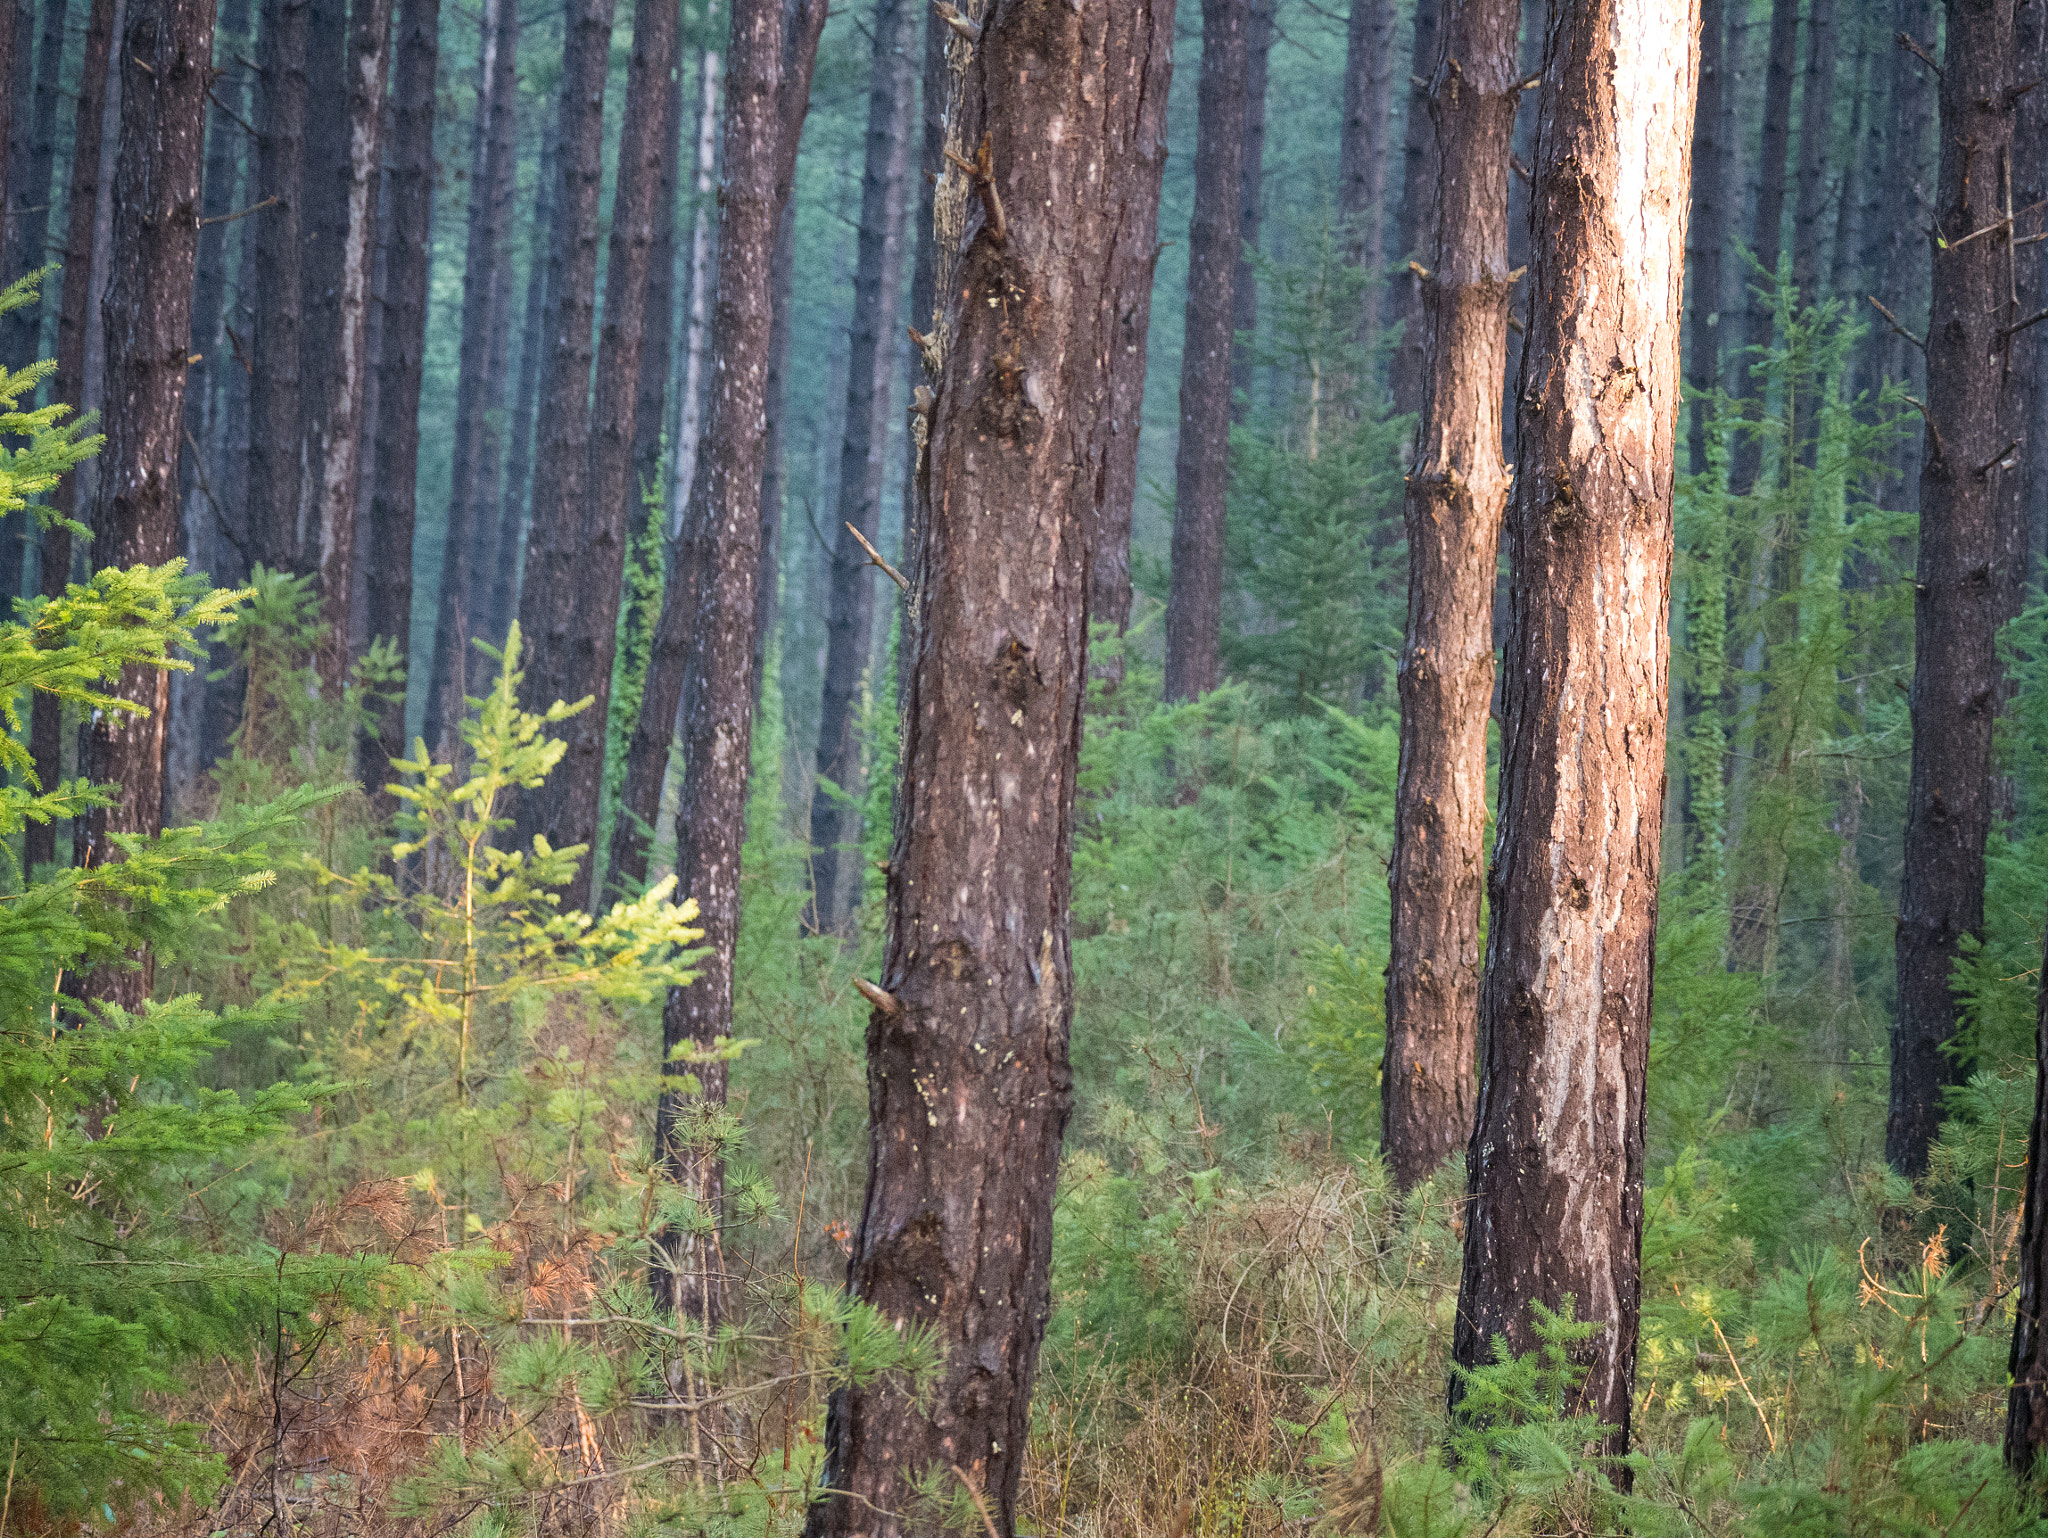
[1452,0,1694,1462]
[808,0,916,938]
[1728,0,1797,497]
[3,0,68,369]
[489,109,557,647]
[365,0,439,785]
[1789,0,1836,304]
[1163,0,1247,704]
[427,0,519,753]
[1382,0,1516,1194]
[77,0,220,1007]
[2021,0,2048,581]
[247,0,306,573]
[1387,0,1440,417]
[1889,0,2020,1179]
[1684,0,1724,477]
[1228,0,1272,422]
[1338,0,1397,365]
[806,1,1175,1531]
[28,0,118,875]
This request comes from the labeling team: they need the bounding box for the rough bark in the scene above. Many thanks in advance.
[1728,0,1797,497]
[1228,0,1273,422]
[247,0,307,573]
[77,0,219,1007]
[427,0,519,752]
[632,45,685,513]
[3,0,69,369]
[805,0,1175,1530]
[897,1,942,695]
[1684,0,1724,477]
[489,109,557,647]
[665,35,722,540]
[27,0,118,876]
[1452,0,1694,1462]
[1789,0,1836,304]
[1163,0,1247,704]
[809,0,917,938]
[1874,0,1938,495]
[1387,0,1440,416]
[1889,0,2020,1179]
[1338,0,1397,365]
[2006,923,2048,1471]
[365,0,439,785]
[1382,0,1516,1195]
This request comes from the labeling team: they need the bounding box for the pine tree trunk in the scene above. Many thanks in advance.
[1875,0,1938,495]
[1789,0,1836,304]
[1684,0,1724,476]
[3,0,69,369]
[1228,0,1272,422]
[77,0,219,1008]
[428,0,519,753]
[809,0,917,938]
[1890,0,2020,1179]
[1163,0,1247,704]
[1728,0,1797,497]
[365,0,439,786]
[1452,0,1694,1461]
[2007,923,2048,1470]
[1382,0,1516,1195]
[1338,0,1397,365]
[806,2,1175,1529]
[489,108,557,647]
[1387,0,1440,417]
[665,33,722,540]
[897,1,941,698]
[2025,1,2048,577]
[632,45,684,516]
[27,0,118,876]
[248,0,306,573]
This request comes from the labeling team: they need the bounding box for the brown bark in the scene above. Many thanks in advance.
[427,0,519,753]
[809,0,917,938]
[28,0,118,876]
[1382,0,1516,1195]
[365,0,439,786]
[1889,0,2021,1179]
[896,1,942,696]
[247,0,306,573]
[1874,0,1938,495]
[3,0,68,369]
[77,0,220,1007]
[1228,0,1273,422]
[178,0,243,547]
[1789,0,1836,304]
[1163,0,1247,704]
[1338,0,1397,364]
[1684,0,1724,476]
[489,109,557,647]
[806,1,1175,1530]
[2022,0,2048,579]
[633,45,685,514]
[2007,923,2048,1471]
[1387,0,1439,417]
[1452,0,1694,1461]
[1728,0,1796,497]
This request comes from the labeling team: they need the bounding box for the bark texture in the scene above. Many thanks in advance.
[247,0,306,572]
[1383,0,1517,1194]
[1163,0,1247,704]
[77,0,219,1007]
[1228,0,1273,421]
[665,36,722,538]
[1338,0,1397,361]
[1683,0,1723,476]
[1388,0,1440,416]
[809,0,917,938]
[1889,0,2021,1179]
[2007,923,2048,1472]
[491,110,557,647]
[1789,0,1836,303]
[632,47,685,513]
[1452,0,1694,1459]
[1728,0,1796,496]
[806,1,1175,1530]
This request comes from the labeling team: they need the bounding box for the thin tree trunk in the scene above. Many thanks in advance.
[2008,920,2048,1469]
[4,0,69,368]
[632,39,684,513]
[1685,0,1724,476]
[365,0,439,788]
[248,0,307,573]
[1875,0,1938,496]
[806,0,1176,1529]
[1889,0,2020,1179]
[1338,0,1397,366]
[1228,0,1272,422]
[1828,16,1870,332]
[808,0,916,938]
[1387,0,1440,417]
[1789,0,1836,304]
[489,107,557,646]
[665,31,721,540]
[428,0,519,753]
[77,0,219,1007]
[1163,0,1247,704]
[291,0,347,579]
[1728,0,1797,497]
[27,0,118,875]
[1382,0,1516,1195]
[1452,0,1694,1461]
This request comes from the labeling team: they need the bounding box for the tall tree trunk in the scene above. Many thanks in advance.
[27,0,119,875]
[1874,0,1939,496]
[77,0,219,1006]
[427,0,519,753]
[806,0,1176,1530]
[1452,0,1694,1461]
[248,0,307,573]
[808,0,916,938]
[1382,0,1516,1195]
[665,32,722,540]
[1889,0,2020,1179]
[4,0,70,368]
[2023,0,2048,577]
[489,108,557,647]
[1387,0,1440,417]
[1338,0,1397,367]
[1228,0,1272,422]
[1684,0,1724,476]
[1163,0,1247,704]
[366,0,439,786]
[1728,0,1797,497]
[291,0,346,578]
[2008,922,2048,1470]
[1789,0,1836,304]
[632,42,684,514]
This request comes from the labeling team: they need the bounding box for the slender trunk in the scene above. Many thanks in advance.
[198,175,254,772]
[808,0,916,938]
[1789,0,1836,304]
[665,33,721,540]
[2027,4,2048,576]
[1828,20,1869,330]
[807,0,1176,1529]
[489,108,557,646]
[179,0,246,542]
[291,0,346,578]
[27,0,118,875]
[632,39,684,513]
[428,0,519,752]
[248,0,307,573]
[2010,921,2048,1469]
[1163,0,1247,704]
[1228,0,1272,422]
[1728,0,1798,497]
[1338,0,1397,366]
[1889,0,2020,1179]
[1387,0,1440,417]
[4,0,70,368]
[1684,0,1724,476]
[1453,0,1694,1460]
[366,0,439,786]
[467,33,519,650]
[77,0,220,1007]
[0,0,32,613]
[1876,0,1939,496]
[1382,0,1516,1194]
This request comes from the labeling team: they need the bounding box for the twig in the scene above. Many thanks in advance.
[944,133,1006,247]
[951,1464,1002,1538]
[2005,305,2048,341]
[200,194,276,228]
[207,86,258,139]
[1897,29,1942,78]
[2,1438,17,1538]
[1976,439,2019,478]
[1867,295,1925,352]
[1710,1317,1777,1453]
[852,975,902,1015]
[844,521,908,591]
[1902,394,1945,464]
